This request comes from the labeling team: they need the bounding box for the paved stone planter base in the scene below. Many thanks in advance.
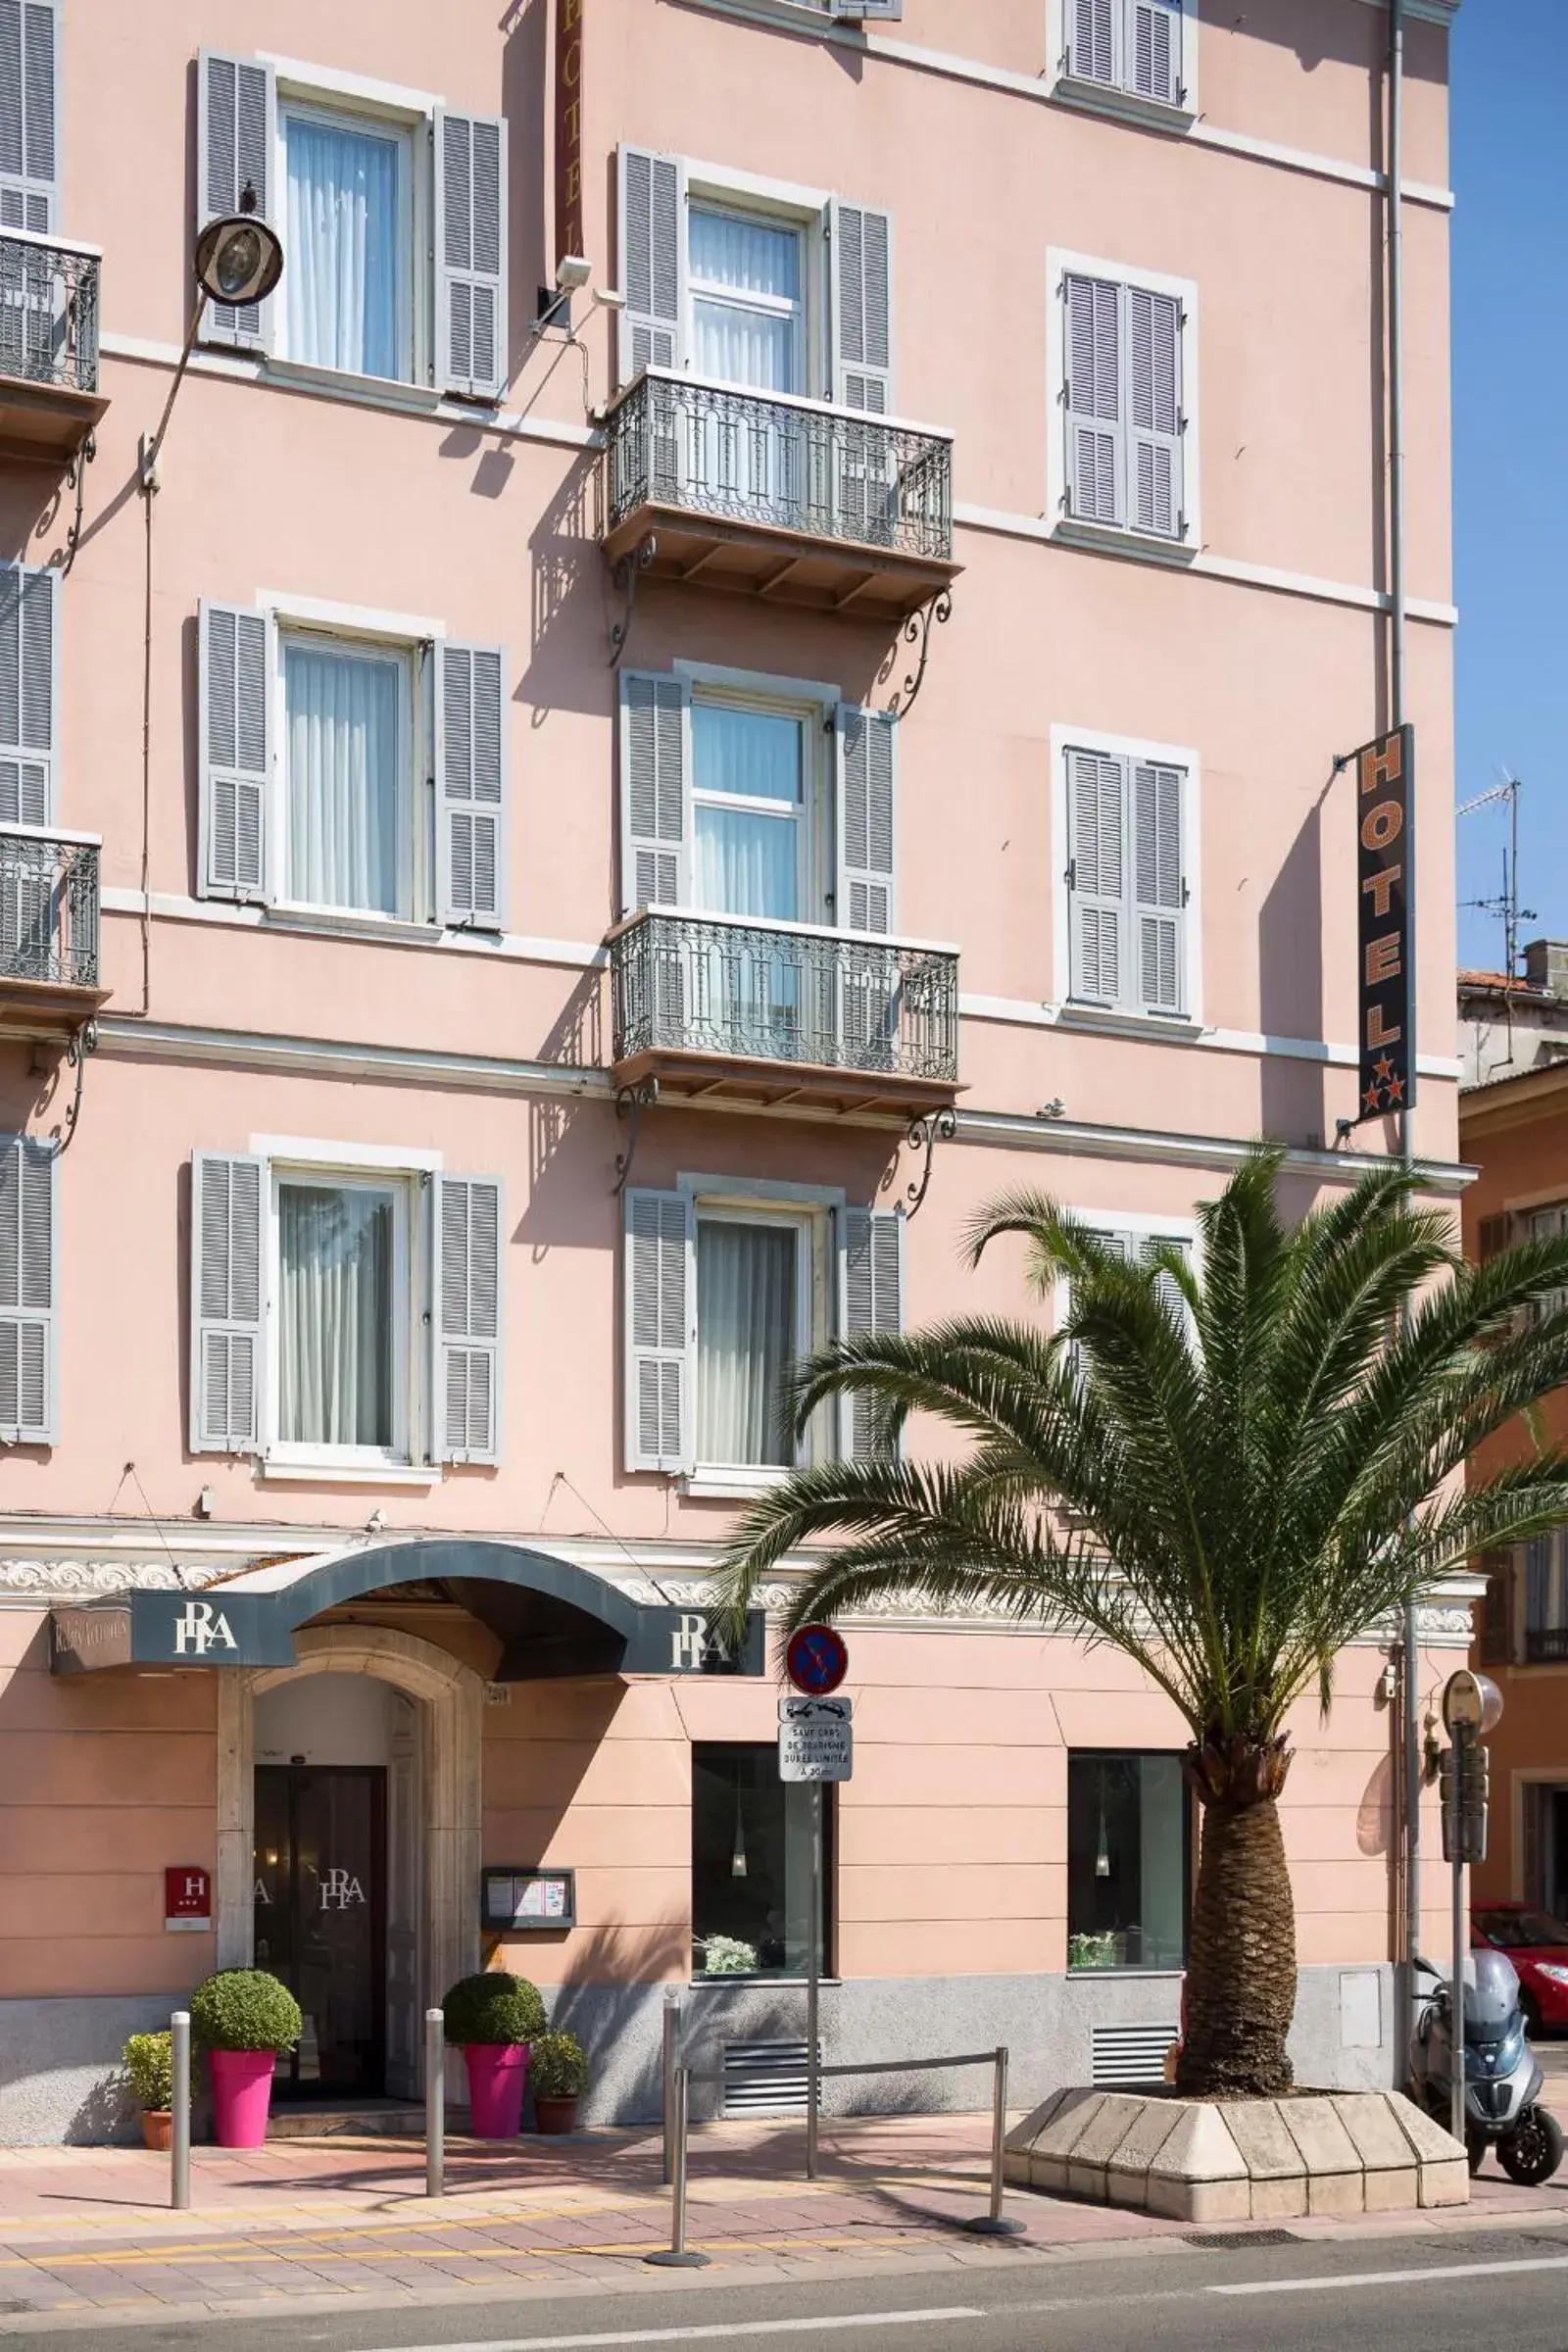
[1004,2087,1468,2222]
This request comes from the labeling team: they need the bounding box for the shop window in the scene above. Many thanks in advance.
[691,1742,831,1979]
[1067,1750,1190,1971]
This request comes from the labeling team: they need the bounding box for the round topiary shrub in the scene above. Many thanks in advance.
[442,1971,546,2048]
[122,2031,174,2111]
[189,1969,302,2055]
[528,2030,589,2099]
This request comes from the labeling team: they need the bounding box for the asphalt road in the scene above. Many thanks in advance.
[22,2225,1568,2352]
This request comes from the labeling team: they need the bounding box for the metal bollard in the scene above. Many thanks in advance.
[425,2009,445,2198]
[661,1987,682,2187]
[962,2044,1024,2236]
[644,2067,710,2269]
[171,2010,191,2212]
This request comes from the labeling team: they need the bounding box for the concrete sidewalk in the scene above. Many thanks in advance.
[0,2111,1565,2331]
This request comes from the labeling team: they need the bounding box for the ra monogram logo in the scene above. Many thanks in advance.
[318,1868,367,1910]
[669,1612,733,1671]
[172,1600,238,1655]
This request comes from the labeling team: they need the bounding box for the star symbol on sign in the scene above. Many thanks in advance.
[1364,1085,1384,1116]
[1374,1055,1395,1083]
[1386,1072,1405,1103]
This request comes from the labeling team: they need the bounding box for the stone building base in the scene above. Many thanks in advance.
[1004,2087,1469,2221]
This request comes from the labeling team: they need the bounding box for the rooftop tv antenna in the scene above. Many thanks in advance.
[1457,772,1534,1066]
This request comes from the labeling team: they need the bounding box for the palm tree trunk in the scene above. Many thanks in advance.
[1175,1784,1298,2099]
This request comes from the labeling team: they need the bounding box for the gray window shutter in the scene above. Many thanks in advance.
[835,704,897,934]
[0,0,57,233]
[434,1174,502,1463]
[829,199,894,414]
[189,1151,264,1454]
[831,1,904,19]
[1131,0,1183,102]
[1132,761,1185,1012]
[197,52,275,352]
[617,146,686,386]
[618,670,689,915]
[1128,285,1183,537]
[435,640,506,931]
[624,1187,691,1474]
[1069,0,1114,82]
[435,108,509,402]
[0,560,57,826]
[199,600,271,904]
[1065,273,1123,525]
[840,1204,903,1460]
[1067,750,1125,1004]
[0,1133,55,1443]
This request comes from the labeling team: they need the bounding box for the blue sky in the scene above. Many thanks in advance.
[1451,0,1568,972]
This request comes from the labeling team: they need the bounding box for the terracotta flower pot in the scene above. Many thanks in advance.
[533,2095,579,2135]
[463,2042,529,2139]
[209,2047,277,2148]
[140,2110,172,2152]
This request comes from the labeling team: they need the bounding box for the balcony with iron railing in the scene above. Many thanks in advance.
[1525,1626,1568,1667]
[0,826,106,1040]
[603,368,958,621]
[609,905,960,1116]
[0,229,106,463]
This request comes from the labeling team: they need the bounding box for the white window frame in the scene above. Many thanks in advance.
[689,685,824,925]
[272,78,428,388]
[1046,246,1200,553]
[268,618,426,924]
[679,1171,843,1496]
[1050,722,1202,1028]
[1046,0,1199,122]
[683,162,831,399]
[264,1159,419,1473]
[687,199,808,398]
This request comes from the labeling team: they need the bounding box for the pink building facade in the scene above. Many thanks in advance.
[0,0,1469,2137]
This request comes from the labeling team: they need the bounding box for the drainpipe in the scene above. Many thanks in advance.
[1388,0,1422,2077]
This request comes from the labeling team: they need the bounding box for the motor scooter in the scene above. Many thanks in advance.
[1409,1949,1564,2182]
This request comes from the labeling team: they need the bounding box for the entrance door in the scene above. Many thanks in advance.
[254,1765,387,2099]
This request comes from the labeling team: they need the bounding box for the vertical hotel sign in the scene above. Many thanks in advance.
[556,0,584,266]
[1354,723,1415,1122]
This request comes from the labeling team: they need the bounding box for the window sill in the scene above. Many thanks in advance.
[688,1974,843,1988]
[1053,516,1198,566]
[266,902,446,948]
[1052,74,1195,135]
[258,1456,441,1489]
[682,1467,797,1501]
[1055,1003,1203,1042]
[262,356,444,413]
[1065,1965,1185,1981]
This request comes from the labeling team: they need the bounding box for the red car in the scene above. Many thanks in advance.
[1472,1903,1568,2035]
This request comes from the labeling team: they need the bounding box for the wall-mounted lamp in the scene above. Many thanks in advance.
[141,184,285,492]
[534,251,593,336]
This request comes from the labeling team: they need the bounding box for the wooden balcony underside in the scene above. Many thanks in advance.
[0,372,107,464]
[0,975,109,1046]
[605,502,959,622]
[612,1043,961,1122]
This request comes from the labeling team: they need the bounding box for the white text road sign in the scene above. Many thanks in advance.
[779,1694,854,1783]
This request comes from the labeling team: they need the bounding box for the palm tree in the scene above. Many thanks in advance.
[716,1148,1568,2099]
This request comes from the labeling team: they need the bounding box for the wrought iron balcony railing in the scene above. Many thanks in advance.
[606,368,954,564]
[1525,1626,1568,1666]
[0,826,101,991]
[0,230,100,396]
[611,906,958,1085]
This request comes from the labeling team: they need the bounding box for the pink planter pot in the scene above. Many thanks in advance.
[209,2047,277,2148]
[463,2042,529,2139]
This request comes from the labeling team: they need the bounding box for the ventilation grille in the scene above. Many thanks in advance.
[721,2039,821,2118]
[1090,2022,1177,2086]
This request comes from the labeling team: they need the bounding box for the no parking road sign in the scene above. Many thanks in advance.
[785,1623,849,1695]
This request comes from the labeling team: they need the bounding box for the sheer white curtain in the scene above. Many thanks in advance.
[689,209,799,393]
[285,114,400,379]
[697,1221,796,1466]
[693,706,803,1054]
[278,1184,395,1448]
[285,643,402,913]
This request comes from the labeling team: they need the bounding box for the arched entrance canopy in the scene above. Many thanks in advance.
[51,1538,766,1681]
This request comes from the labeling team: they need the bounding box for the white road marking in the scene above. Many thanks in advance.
[1210,2255,1568,2296]
[359,2310,987,2351]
